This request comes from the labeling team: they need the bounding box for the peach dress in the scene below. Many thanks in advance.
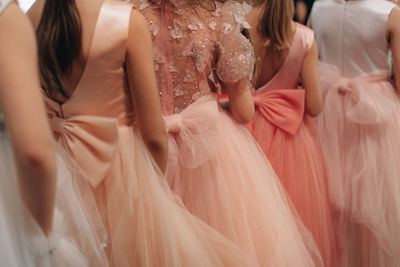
[44,1,255,266]
[136,1,322,266]
[246,23,339,267]
[311,1,400,266]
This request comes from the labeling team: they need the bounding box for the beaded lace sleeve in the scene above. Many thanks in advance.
[215,1,255,85]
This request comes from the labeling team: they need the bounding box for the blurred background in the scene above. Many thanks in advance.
[294,0,314,24]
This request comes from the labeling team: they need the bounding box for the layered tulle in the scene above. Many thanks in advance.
[91,124,256,267]
[165,94,322,267]
[316,63,400,266]
[246,88,339,267]
[53,145,109,267]
[0,133,108,267]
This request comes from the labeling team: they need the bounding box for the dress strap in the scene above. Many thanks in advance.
[89,0,136,65]
[276,23,314,84]
[76,0,135,92]
[296,23,315,56]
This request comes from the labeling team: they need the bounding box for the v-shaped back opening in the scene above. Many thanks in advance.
[48,1,107,106]
[255,23,299,93]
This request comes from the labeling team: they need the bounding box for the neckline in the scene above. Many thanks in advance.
[255,23,299,92]
[50,0,107,107]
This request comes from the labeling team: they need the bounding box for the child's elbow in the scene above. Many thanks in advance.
[232,105,255,124]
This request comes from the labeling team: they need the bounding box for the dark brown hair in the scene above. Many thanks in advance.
[36,0,82,98]
[254,0,294,50]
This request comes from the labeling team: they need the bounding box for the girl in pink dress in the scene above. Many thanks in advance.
[135,1,322,266]
[29,0,256,266]
[310,1,400,266]
[245,1,338,267]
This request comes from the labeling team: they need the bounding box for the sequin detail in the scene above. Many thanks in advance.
[134,0,254,114]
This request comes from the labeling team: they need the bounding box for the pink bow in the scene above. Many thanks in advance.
[253,89,305,135]
[48,113,119,188]
[164,95,220,168]
[326,72,396,125]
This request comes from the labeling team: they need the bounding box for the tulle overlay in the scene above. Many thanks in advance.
[316,63,400,266]
[90,124,256,267]
[246,88,339,267]
[165,94,322,267]
[0,133,108,267]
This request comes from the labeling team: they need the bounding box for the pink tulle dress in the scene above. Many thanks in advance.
[135,1,322,266]
[246,23,339,267]
[44,1,257,266]
[311,1,400,266]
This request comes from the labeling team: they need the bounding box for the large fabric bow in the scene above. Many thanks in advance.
[319,64,396,125]
[48,114,119,188]
[253,89,305,135]
[164,94,220,168]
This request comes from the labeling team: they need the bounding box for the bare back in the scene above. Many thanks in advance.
[246,6,296,89]
[28,0,104,103]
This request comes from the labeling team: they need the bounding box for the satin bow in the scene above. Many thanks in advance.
[48,114,119,188]
[253,89,305,135]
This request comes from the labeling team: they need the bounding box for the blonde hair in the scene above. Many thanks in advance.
[255,0,294,50]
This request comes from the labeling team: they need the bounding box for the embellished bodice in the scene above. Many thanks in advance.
[134,0,255,114]
[311,0,397,77]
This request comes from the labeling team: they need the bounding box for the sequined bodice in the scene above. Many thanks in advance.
[134,0,254,114]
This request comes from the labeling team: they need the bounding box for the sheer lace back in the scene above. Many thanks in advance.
[135,0,254,114]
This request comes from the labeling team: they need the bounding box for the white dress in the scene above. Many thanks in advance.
[0,118,109,267]
[311,1,400,266]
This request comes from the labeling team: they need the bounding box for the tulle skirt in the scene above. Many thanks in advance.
[91,124,255,267]
[165,94,322,267]
[247,96,339,267]
[0,132,108,267]
[316,63,400,266]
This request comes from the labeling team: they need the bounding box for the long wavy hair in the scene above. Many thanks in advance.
[36,0,82,98]
[254,0,294,50]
